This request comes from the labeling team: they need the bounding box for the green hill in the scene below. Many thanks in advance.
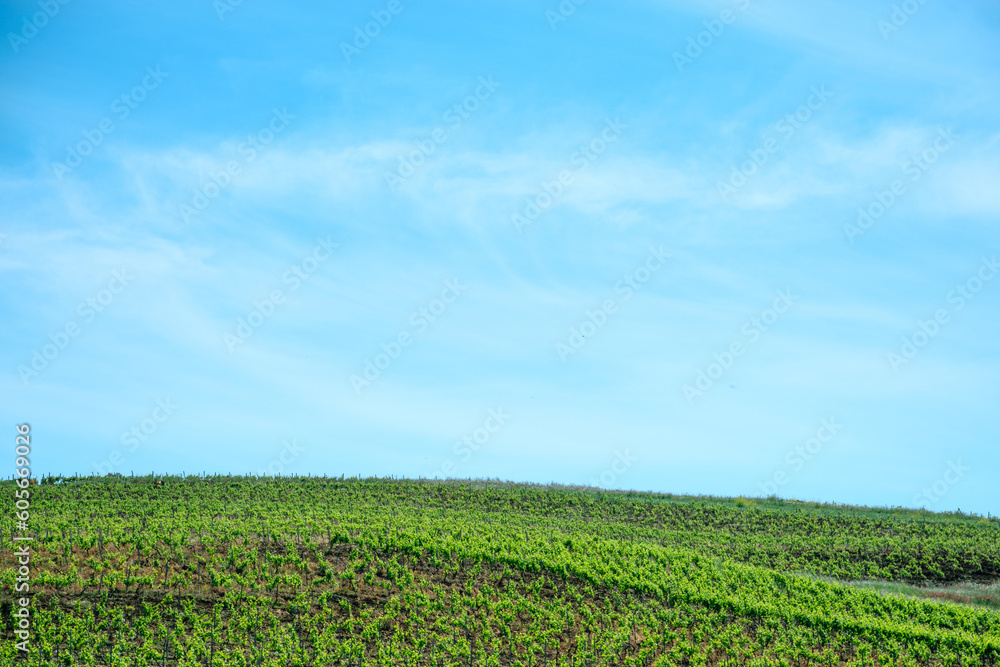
[2,475,998,665]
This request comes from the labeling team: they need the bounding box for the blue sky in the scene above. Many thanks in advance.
[2,0,998,515]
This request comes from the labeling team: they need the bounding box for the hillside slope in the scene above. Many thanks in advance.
[2,476,998,665]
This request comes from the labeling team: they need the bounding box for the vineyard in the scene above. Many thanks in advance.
[2,476,999,665]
